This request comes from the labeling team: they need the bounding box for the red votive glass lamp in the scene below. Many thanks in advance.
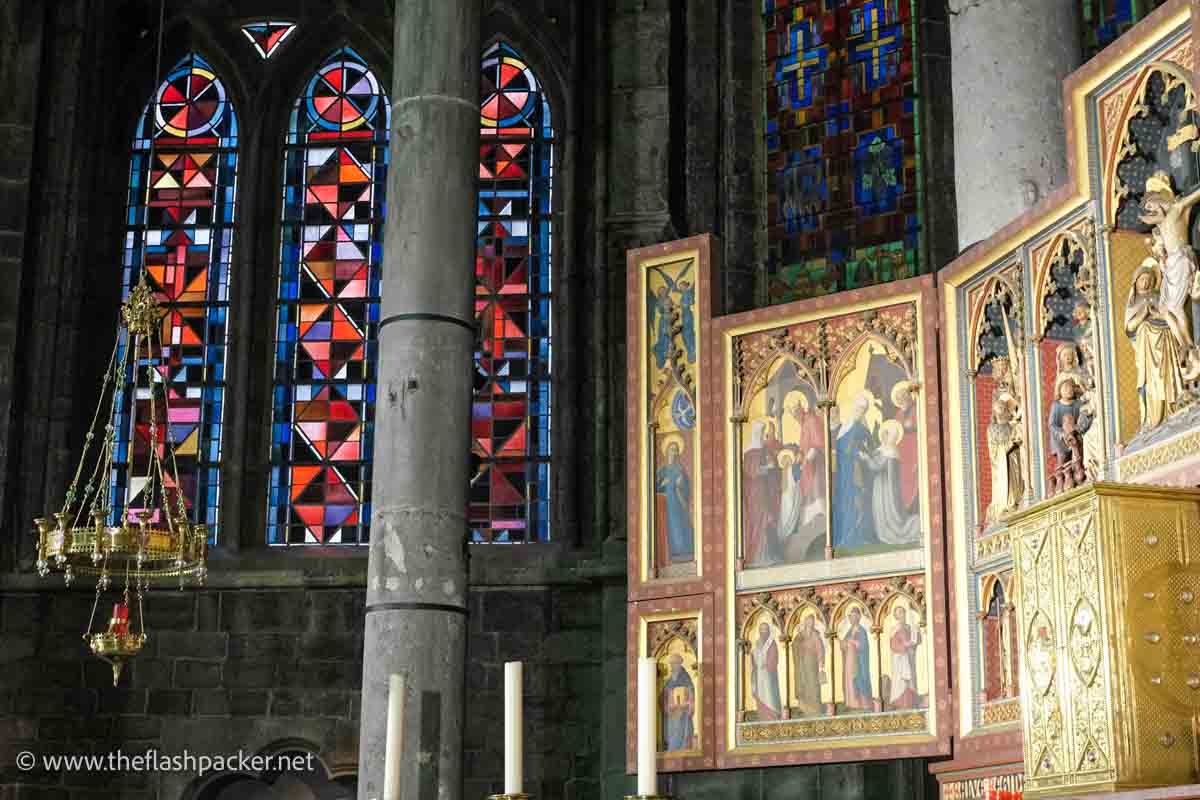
[109,602,129,637]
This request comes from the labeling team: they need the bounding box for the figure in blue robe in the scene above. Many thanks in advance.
[841,610,874,710]
[832,397,876,549]
[649,286,674,369]
[661,655,696,752]
[679,281,696,363]
[648,264,694,368]
[656,443,694,561]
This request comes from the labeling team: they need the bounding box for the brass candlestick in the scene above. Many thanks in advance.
[487,795,532,799]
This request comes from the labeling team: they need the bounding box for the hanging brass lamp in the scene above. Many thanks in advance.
[33,276,208,686]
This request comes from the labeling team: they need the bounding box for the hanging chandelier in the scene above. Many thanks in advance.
[33,276,208,686]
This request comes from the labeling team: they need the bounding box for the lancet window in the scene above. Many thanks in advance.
[112,53,238,534]
[268,47,388,545]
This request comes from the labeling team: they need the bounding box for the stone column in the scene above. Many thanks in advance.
[950,0,1081,250]
[357,3,479,799]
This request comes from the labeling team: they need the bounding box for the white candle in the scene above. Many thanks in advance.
[637,657,658,796]
[383,673,404,800]
[504,661,523,794]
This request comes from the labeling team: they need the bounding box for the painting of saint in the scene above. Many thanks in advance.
[649,285,674,368]
[838,607,874,712]
[831,339,923,556]
[750,621,782,720]
[831,392,876,549]
[660,653,696,753]
[644,255,700,578]
[741,357,826,568]
[885,605,923,710]
[655,434,694,563]
[742,421,783,567]
[647,262,696,368]
[890,382,919,513]
[779,391,826,562]
[791,612,827,716]
[679,279,695,363]
[859,420,921,546]
[981,579,1012,702]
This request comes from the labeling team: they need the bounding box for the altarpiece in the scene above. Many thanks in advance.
[627,2,1200,794]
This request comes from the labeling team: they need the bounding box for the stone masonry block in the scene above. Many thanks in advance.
[221,660,276,689]
[305,590,363,633]
[228,690,269,716]
[138,593,196,631]
[172,660,221,689]
[146,690,191,716]
[192,689,229,716]
[542,630,598,664]
[296,632,360,662]
[96,690,146,715]
[128,659,171,690]
[220,591,307,632]
[480,590,549,634]
[156,631,227,660]
[228,632,296,661]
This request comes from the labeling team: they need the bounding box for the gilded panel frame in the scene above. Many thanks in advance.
[626,235,722,601]
[626,595,717,773]
[709,275,951,766]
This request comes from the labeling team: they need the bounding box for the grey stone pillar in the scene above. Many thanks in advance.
[357,3,479,800]
[950,0,1080,249]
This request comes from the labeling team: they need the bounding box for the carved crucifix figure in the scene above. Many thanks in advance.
[1138,171,1200,379]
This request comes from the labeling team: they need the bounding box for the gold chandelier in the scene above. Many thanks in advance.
[34,276,208,686]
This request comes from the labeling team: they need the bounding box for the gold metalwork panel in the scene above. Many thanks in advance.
[1010,483,1200,797]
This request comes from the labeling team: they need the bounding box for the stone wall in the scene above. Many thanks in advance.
[0,551,628,800]
[0,586,362,799]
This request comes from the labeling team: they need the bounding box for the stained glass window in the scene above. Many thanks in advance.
[268,47,388,545]
[241,21,297,60]
[1081,0,1167,61]
[112,53,238,533]
[472,41,554,543]
[762,0,924,304]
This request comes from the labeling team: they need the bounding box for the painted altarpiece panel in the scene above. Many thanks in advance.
[935,4,1197,787]
[627,236,720,601]
[626,596,717,772]
[710,276,950,765]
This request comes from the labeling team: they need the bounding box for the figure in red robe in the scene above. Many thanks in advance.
[742,421,782,566]
[891,382,919,514]
[887,605,922,709]
[750,622,782,720]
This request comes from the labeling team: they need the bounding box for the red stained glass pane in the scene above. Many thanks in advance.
[472,41,554,543]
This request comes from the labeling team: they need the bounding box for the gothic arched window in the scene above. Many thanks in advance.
[762,0,924,303]
[268,47,388,545]
[471,41,555,542]
[113,53,238,533]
